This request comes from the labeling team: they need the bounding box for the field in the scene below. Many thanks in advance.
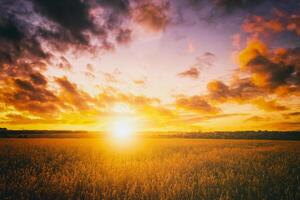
[1,138,300,200]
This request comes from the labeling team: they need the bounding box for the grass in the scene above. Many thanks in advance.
[0,138,300,199]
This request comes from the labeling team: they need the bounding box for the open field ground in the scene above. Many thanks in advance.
[1,138,300,200]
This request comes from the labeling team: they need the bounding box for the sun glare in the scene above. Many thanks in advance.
[107,103,140,146]
[109,116,137,143]
[112,118,132,140]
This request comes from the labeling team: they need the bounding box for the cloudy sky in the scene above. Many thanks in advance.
[0,0,300,131]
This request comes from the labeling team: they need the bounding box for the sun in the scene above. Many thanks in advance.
[110,117,136,142]
[112,118,133,140]
[108,103,140,143]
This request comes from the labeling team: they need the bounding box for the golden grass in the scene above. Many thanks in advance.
[0,138,300,199]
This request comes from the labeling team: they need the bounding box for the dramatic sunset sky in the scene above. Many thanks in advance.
[0,0,299,131]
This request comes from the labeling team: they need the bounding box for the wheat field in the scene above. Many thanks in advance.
[0,138,300,200]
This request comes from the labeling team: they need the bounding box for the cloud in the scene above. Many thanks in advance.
[0,0,136,71]
[242,9,300,37]
[1,69,173,127]
[206,79,288,111]
[55,76,95,111]
[84,64,96,78]
[178,67,200,79]
[30,72,47,85]
[132,2,170,32]
[286,14,300,36]
[195,52,216,68]
[176,95,220,114]
[102,70,121,83]
[264,122,300,131]
[283,112,300,119]
[242,16,284,34]
[244,115,268,122]
[251,98,288,111]
[197,11,300,114]
[178,52,215,79]
[97,89,161,107]
[232,33,241,49]
[0,75,59,116]
[133,78,147,86]
[57,56,72,70]
[0,0,142,123]
[182,0,270,20]
[187,40,195,53]
[180,113,248,123]
[116,28,132,44]
[286,112,300,116]
[32,0,95,43]
[207,79,262,103]
[238,38,300,93]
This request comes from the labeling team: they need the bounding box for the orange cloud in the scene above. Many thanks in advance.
[133,79,146,86]
[244,115,269,122]
[238,38,267,68]
[251,98,288,112]
[242,16,284,34]
[176,95,220,114]
[238,38,300,92]
[241,10,300,38]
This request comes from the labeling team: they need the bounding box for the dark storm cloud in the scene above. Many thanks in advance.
[97,0,129,11]
[0,0,173,71]
[180,0,269,21]
[32,0,95,43]
[0,0,140,118]
[240,41,300,94]
[212,0,267,13]
[176,0,300,27]
[0,17,23,42]
[0,17,49,66]
[13,78,57,103]
[246,55,296,89]
[14,79,35,92]
[0,0,134,69]
[186,0,293,15]
[30,72,47,85]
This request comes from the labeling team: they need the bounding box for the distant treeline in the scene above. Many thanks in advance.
[1,129,300,140]
[153,131,300,140]
[0,130,102,138]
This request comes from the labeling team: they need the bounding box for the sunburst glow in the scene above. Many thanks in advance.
[111,117,134,140]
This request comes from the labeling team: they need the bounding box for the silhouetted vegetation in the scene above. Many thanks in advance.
[1,128,300,140]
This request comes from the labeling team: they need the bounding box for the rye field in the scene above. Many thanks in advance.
[0,138,300,200]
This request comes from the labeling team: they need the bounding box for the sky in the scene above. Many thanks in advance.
[0,0,300,132]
